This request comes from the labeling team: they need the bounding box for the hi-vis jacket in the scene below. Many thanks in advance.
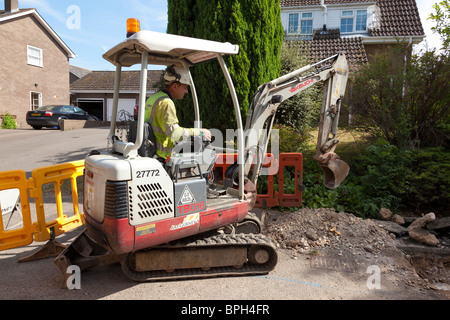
[144,90,200,159]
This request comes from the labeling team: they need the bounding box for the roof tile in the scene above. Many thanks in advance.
[70,70,162,91]
[288,37,368,69]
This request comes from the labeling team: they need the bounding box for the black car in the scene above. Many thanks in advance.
[26,105,98,130]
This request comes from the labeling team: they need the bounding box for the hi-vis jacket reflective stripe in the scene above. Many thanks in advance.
[144,91,200,159]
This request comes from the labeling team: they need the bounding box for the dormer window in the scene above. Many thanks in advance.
[340,9,367,33]
[288,12,313,38]
[300,12,313,35]
[356,10,368,31]
[288,13,299,34]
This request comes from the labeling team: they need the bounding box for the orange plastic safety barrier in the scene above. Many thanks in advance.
[214,153,304,208]
[0,161,85,251]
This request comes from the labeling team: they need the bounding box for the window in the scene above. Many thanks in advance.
[300,12,313,35]
[30,92,42,110]
[27,45,43,67]
[356,10,368,31]
[340,9,368,33]
[288,13,299,34]
[74,107,86,114]
[288,12,313,37]
[62,106,74,113]
[340,10,354,33]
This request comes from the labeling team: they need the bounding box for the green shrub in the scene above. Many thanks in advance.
[302,160,345,212]
[272,124,309,153]
[351,45,450,149]
[405,147,450,213]
[1,113,17,129]
[301,140,449,218]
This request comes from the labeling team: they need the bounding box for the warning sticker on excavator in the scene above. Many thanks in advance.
[178,185,196,205]
[136,224,156,237]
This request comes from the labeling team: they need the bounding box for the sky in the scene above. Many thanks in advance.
[1,0,444,71]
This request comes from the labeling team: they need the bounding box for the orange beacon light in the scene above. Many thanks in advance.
[127,18,140,37]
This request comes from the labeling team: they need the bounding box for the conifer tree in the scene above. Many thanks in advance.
[167,0,283,132]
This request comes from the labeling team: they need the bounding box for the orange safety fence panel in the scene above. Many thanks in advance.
[213,153,303,208]
[277,153,303,207]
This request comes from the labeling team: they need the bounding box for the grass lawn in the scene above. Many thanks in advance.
[302,127,373,162]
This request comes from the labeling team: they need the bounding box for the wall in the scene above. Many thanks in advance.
[0,14,70,127]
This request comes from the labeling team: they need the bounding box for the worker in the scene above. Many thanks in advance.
[144,66,212,160]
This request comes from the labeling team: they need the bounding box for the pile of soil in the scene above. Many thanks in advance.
[264,208,399,257]
[262,207,449,296]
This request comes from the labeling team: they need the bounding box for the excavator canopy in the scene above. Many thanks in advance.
[103,30,240,68]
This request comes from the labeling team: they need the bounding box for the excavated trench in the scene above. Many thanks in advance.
[262,208,450,295]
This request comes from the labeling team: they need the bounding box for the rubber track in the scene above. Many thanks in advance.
[121,233,278,282]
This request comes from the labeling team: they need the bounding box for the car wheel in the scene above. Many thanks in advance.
[32,126,42,130]
[88,116,99,121]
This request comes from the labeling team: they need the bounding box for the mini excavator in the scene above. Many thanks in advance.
[54,20,350,283]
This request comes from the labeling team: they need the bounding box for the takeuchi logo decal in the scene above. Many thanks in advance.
[289,78,315,93]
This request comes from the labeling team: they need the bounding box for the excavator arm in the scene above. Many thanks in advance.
[236,53,350,190]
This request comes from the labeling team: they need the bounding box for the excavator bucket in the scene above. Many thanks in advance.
[319,159,350,189]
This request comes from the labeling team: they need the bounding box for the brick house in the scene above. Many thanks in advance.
[70,70,163,121]
[280,0,425,125]
[0,0,75,128]
[280,0,425,65]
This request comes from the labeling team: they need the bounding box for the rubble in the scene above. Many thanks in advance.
[392,214,405,225]
[407,213,439,246]
[262,208,450,294]
[264,208,399,256]
[379,208,393,221]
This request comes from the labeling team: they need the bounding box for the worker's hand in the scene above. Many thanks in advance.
[201,129,212,141]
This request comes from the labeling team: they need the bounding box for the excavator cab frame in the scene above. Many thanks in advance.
[102,29,247,200]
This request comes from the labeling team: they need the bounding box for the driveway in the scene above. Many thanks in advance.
[0,127,110,176]
[0,127,447,307]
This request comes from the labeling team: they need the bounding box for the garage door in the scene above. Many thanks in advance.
[106,99,136,121]
[77,99,104,120]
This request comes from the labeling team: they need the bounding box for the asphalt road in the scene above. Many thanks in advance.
[0,127,110,175]
[0,127,445,307]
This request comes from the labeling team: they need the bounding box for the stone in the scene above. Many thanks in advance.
[305,228,319,241]
[391,214,405,225]
[407,213,439,246]
[379,208,393,221]
[408,212,436,231]
[408,228,439,246]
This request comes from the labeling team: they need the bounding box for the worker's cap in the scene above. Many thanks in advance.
[164,66,190,86]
